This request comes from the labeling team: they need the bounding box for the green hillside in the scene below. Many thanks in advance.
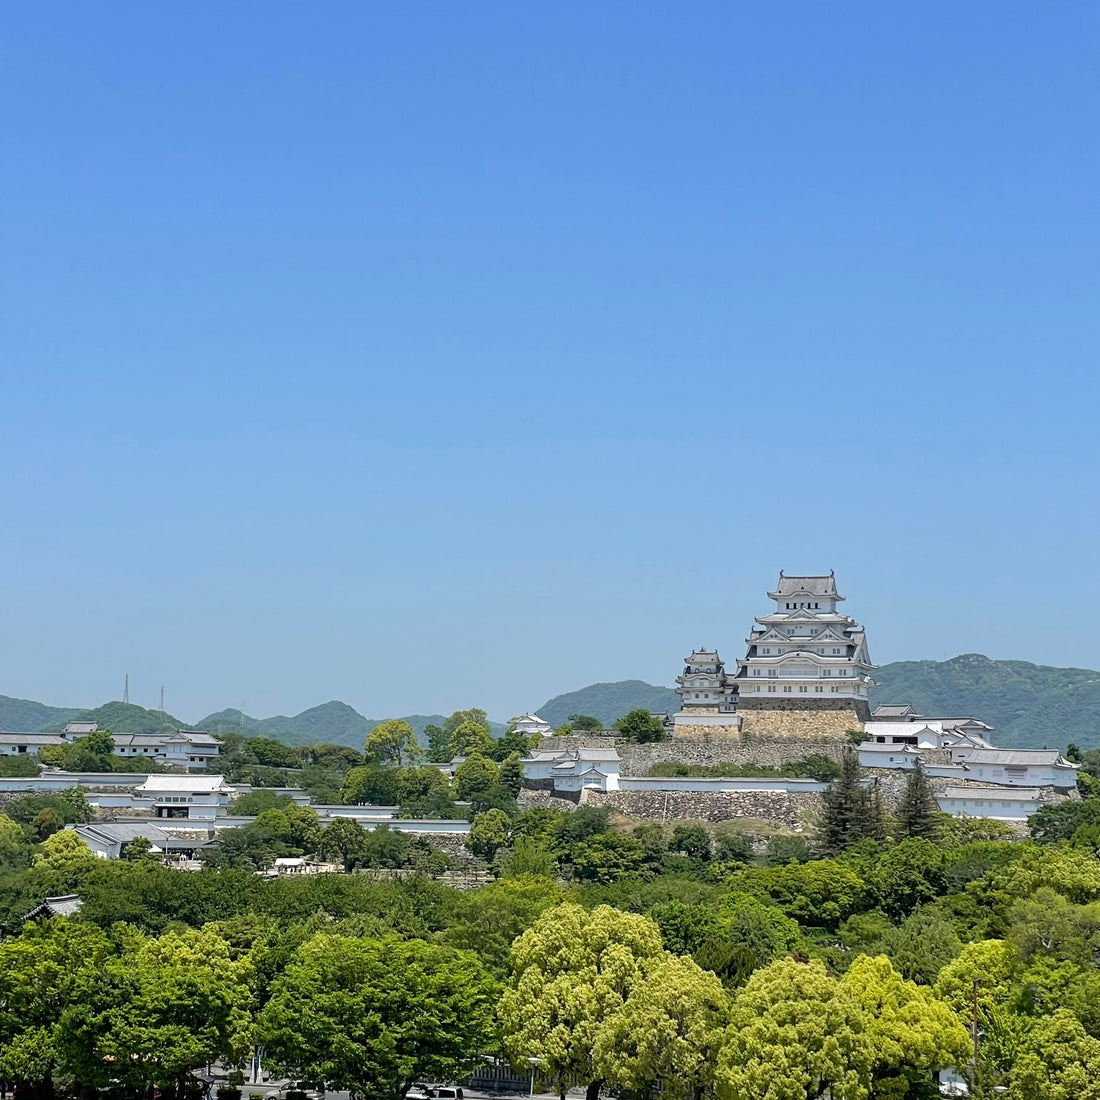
[871,653,1100,750]
[0,695,83,732]
[42,700,185,736]
[538,680,680,729]
[194,703,472,749]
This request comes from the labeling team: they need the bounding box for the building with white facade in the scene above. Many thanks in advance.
[734,572,875,737]
[512,714,554,738]
[133,774,237,820]
[947,747,1078,791]
[520,746,622,793]
[863,705,994,750]
[672,649,740,738]
[0,727,220,769]
[72,821,212,860]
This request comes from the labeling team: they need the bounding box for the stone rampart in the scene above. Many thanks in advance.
[671,723,741,741]
[581,788,821,829]
[737,698,869,739]
[535,735,846,775]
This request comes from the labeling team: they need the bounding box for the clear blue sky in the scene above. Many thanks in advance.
[2,3,1098,723]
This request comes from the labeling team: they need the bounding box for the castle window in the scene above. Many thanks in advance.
[768,685,776,692]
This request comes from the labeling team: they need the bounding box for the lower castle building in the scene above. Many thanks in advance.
[673,571,875,740]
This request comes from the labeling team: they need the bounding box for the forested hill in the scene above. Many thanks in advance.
[871,653,1100,749]
[538,655,1100,750]
[537,680,679,728]
[6,653,1099,749]
[193,703,462,746]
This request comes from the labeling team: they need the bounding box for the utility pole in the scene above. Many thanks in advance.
[971,978,982,1097]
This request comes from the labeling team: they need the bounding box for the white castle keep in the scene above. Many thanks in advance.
[674,571,876,740]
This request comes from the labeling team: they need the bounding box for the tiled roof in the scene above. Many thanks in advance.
[769,572,841,599]
[135,775,234,792]
[940,786,1044,801]
[952,749,1073,767]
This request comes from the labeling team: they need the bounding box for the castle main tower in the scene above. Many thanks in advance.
[733,571,874,738]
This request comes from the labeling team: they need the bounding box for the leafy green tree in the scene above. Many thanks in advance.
[123,835,156,861]
[867,838,949,919]
[934,939,1021,1044]
[714,831,754,865]
[397,765,455,817]
[897,763,941,842]
[449,720,494,758]
[0,813,33,870]
[424,724,452,763]
[614,709,666,743]
[445,708,491,736]
[283,804,323,853]
[320,817,368,872]
[593,954,728,1100]
[569,715,603,732]
[669,824,712,862]
[729,858,867,927]
[718,894,803,964]
[59,928,253,1100]
[1008,1009,1100,1100]
[716,958,870,1100]
[765,835,812,865]
[1028,799,1100,844]
[243,737,299,768]
[839,954,970,1099]
[34,829,96,871]
[454,753,499,802]
[552,805,610,847]
[499,752,524,797]
[569,832,650,884]
[468,809,511,861]
[366,719,422,767]
[441,877,564,975]
[500,903,664,1100]
[30,808,63,842]
[258,933,497,1100]
[0,920,112,1097]
[882,906,962,985]
[231,790,293,815]
[499,836,558,879]
[342,764,400,806]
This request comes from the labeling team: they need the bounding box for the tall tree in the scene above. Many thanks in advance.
[715,958,871,1100]
[258,933,497,1100]
[897,762,941,841]
[449,720,493,758]
[614,709,666,743]
[1009,1009,1100,1100]
[365,720,422,768]
[500,903,664,1100]
[320,817,368,872]
[59,928,253,1100]
[499,752,524,797]
[0,921,113,1100]
[839,954,969,1099]
[424,724,451,763]
[593,954,728,1100]
[820,746,876,855]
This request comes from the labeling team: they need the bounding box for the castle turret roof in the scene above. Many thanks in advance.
[768,571,843,601]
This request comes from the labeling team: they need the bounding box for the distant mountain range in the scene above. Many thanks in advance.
[3,654,1099,750]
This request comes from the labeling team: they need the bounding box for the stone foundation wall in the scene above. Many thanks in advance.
[582,788,821,829]
[671,723,741,741]
[535,736,846,775]
[737,698,869,739]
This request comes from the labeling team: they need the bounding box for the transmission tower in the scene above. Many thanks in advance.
[123,673,129,704]
[159,685,165,713]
